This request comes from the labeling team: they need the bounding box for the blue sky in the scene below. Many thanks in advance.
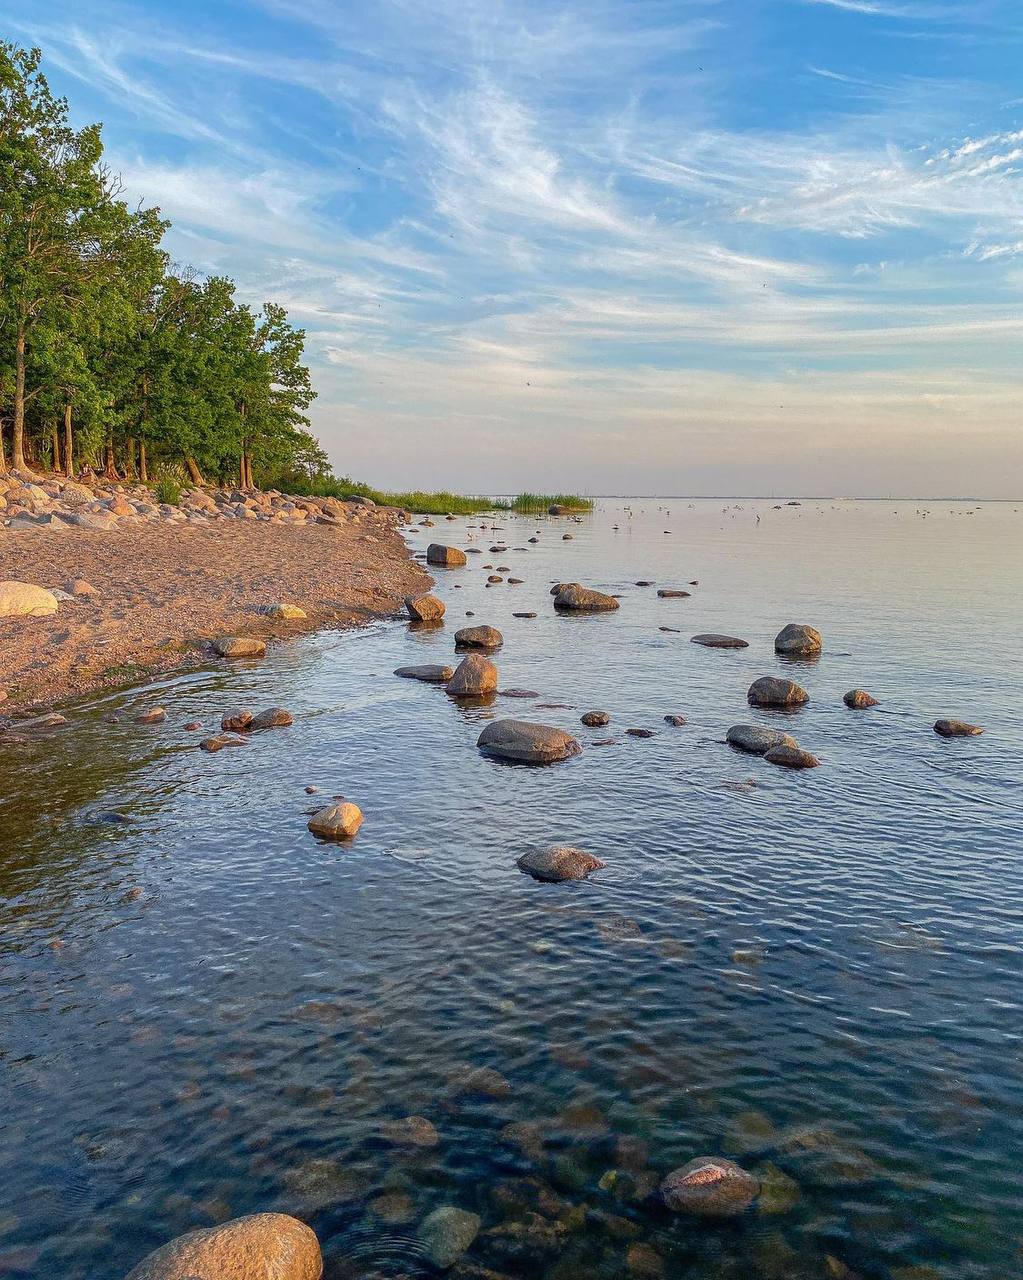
[5,0,1022,495]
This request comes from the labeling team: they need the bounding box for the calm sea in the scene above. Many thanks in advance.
[1,498,1021,1279]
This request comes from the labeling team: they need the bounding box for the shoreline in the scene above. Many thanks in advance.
[0,507,430,715]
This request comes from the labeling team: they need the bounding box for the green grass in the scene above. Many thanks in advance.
[283,475,592,516]
[154,476,181,506]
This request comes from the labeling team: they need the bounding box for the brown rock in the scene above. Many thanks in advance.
[455,625,503,649]
[844,689,878,709]
[764,744,820,769]
[517,845,604,882]
[581,711,610,727]
[405,593,445,622]
[124,1211,322,1279]
[934,719,983,737]
[774,623,822,657]
[748,677,809,707]
[476,719,582,764]
[136,707,166,724]
[661,1157,759,1217]
[395,664,455,682]
[553,584,619,612]
[251,707,294,729]
[308,801,363,839]
[200,734,248,752]
[446,653,499,697]
[426,543,467,567]
[221,708,254,733]
[213,636,267,659]
[657,589,690,598]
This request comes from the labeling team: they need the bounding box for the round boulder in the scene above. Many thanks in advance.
[934,719,983,737]
[844,689,878,709]
[691,633,749,649]
[125,1212,322,1279]
[553,584,619,612]
[426,543,467,567]
[446,653,499,698]
[308,801,363,840]
[581,711,610,727]
[764,744,820,769]
[0,581,59,618]
[405,593,445,622]
[251,707,294,729]
[222,708,254,733]
[455,624,503,650]
[213,636,267,659]
[517,845,605,882]
[726,724,799,755]
[418,1207,481,1271]
[748,677,809,707]
[661,1158,759,1218]
[774,623,822,657]
[477,719,582,764]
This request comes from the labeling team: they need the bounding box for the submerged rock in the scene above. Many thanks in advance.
[446,653,498,697]
[661,1157,759,1217]
[200,734,248,752]
[774,623,822,657]
[0,580,59,618]
[844,689,878,709]
[626,727,655,738]
[221,708,254,733]
[455,624,503,650]
[517,845,605,882]
[553,584,619,612]
[125,1212,321,1279]
[418,1207,481,1270]
[657,588,690,598]
[405,593,445,621]
[308,801,363,839]
[395,664,454,683]
[581,710,610,727]
[691,633,749,649]
[934,719,983,737]
[747,677,809,707]
[764,744,820,769]
[136,707,166,724]
[726,724,798,755]
[213,636,267,659]
[477,719,581,764]
[251,707,294,730]
[427,543,467,567]
[663,714,687,726]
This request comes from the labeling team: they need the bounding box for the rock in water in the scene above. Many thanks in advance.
[660,1158,760,1217]
[934,719,983,737]
[308,802,363,839]
[405,593,445,622]
[395,664,454,683]
[747,677,809,707]
[124,1212,322,1279]
[517,846,605,882]
[426,543,467,567]
[136,707,166,724]
[581,711,610,726]
[213,636,267,659]
[663,714,687,726]
[222,708,254,732]
[764,744,820,769]
[418,1207,481,1270]
[726,724,799,755]
[251,707,294,729]
[454,624,503,649]
[691,633,749,649]
[477,719,582,764]
[0,581,59,618]
[844,689,878,709]
[553,584,619,612]
[446,653,498,697]
[774,623,822,657]
[657,588,690,598]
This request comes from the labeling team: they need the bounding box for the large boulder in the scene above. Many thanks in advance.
[726,724,798,755]
[395,664,454,683]
[418,1207,481,1270]
[446,653,498,697]
[691,633,749,649]
[934,719,983,737]
[426,544,467,567]
[454,625,503,649]
[517,845,604,882]
[405,593,445,622]
[477,719,582,764]
[774,623,822,657]
[553,584,619,612]
[308,801,363,839]
[0,581,59,618]
[125,1212,322,1279]
[661,1158,759,1218]
[748,677,809,707]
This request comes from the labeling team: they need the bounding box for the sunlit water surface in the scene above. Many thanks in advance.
[1,499,1022,1280]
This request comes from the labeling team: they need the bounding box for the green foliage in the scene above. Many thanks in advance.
[154,476,181,506]
[509,492,593,513]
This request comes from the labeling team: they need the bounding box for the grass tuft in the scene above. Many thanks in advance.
[283,475,592,516]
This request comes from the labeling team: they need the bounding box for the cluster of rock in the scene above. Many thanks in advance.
[0,469,400,533]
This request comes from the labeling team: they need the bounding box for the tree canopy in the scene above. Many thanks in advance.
[0,42,321,486]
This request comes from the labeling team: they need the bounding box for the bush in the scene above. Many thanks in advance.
[155,476,181,506]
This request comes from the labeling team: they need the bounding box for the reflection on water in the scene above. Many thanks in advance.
[1,499,1022,1279]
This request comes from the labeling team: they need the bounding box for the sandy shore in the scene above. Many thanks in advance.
[0,513,429,712]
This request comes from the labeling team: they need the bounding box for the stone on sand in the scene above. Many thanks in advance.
[213,636,267,659]
[0,581,59,618]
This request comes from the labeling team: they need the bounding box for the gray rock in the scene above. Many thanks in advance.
[764,744,820,769]
[477,719,582,764]
[66,511,118,531]
[844,689,878,709]
[691,633,749,649]
[663,714,687,726]
[454,625,503,649]
[774,623,822,657]
[747,677,809,707]
[661,1157,760,1217]
[517,845,605,882]
[553,584,619,612]
[657,588,690,598]
[934,719,983,737]
[418,1206,481,1270]
[726,724,799,754]
[427,543,468,567]
[395,664,455,682]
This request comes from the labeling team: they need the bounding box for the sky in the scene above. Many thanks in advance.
[4,0,1022,496]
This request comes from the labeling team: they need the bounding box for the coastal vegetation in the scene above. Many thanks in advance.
[284,474,593,515]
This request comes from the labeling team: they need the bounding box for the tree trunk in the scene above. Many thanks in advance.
[139,441,148,484]
[103,436,118,480]
[125,436,136,480]
[0,420,7,472]
[184,455,204,485]
[51,423,61,474]
[63,402,73,476]
[12,324,26,471]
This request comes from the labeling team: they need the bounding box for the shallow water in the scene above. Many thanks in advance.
[2,498,1022,1280]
